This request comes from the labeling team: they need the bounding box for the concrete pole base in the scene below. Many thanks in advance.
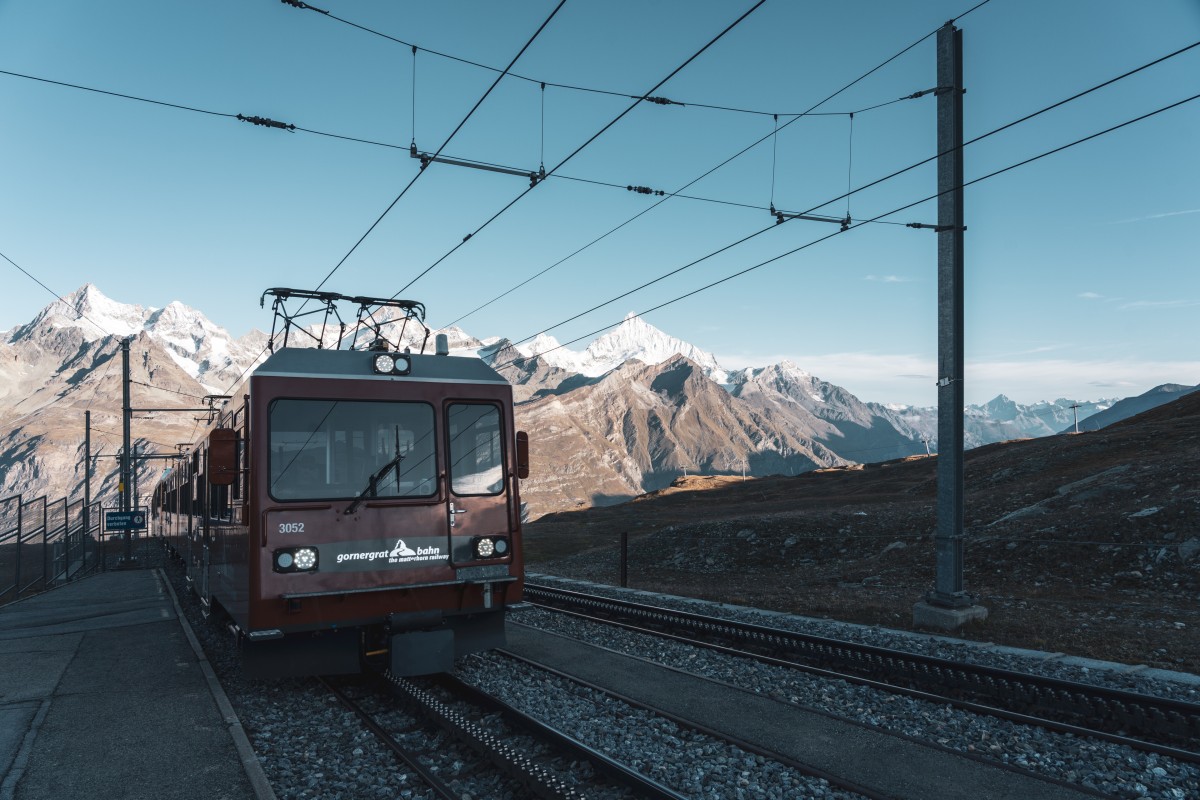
[912,599,988,631]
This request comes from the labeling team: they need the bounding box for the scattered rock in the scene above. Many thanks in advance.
[1129,507,1162,518]
[990,502,1049,525]
[1179,538,1200,564]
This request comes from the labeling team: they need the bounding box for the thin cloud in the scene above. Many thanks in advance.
[1111,208,1200,224]
[864,274,912,283]
[1119,299,1200,310]
[1078,292,1129,305]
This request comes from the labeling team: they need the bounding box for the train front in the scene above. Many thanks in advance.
[242,346,526,677]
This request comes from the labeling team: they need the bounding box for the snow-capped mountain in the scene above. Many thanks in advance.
[5,284,269,394]
[729,361,923,462]
[0,284,1158,517]
[515,313,728,382]
[6,283,150,343]
[881,396,1116,450]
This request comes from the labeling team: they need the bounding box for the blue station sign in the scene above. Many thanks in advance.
[105,510,147,531]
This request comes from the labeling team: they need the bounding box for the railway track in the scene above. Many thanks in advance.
[523,581,1200,762]
[321,670,691,800]
[488,647,898,800]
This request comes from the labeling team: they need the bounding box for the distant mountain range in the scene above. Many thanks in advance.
[1066,384,1199,433]
[1,285,1192,518]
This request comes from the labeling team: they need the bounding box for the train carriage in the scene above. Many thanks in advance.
[153,291,526,677]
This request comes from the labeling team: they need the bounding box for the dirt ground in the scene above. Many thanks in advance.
[524,392,1200,674]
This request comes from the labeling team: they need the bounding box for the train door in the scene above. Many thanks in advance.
[444,402,510,558]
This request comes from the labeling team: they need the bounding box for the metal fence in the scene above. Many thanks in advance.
[0,492,143,607]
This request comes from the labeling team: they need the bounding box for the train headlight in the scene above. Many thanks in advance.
[294,548,318,570]
[372,354,395,374]
[372,353,411,375]
[273,547,319,573]
[472,536,509,559]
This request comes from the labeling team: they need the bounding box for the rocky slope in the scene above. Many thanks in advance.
[0,284,1150,519]
[525,390,1200,672]
[1070,383,1198,432]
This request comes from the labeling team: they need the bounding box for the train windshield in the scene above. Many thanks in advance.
[269,399,436,501]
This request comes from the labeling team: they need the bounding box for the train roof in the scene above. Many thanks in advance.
[252,347,510,386]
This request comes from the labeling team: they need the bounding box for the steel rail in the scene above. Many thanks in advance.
[320,676,461,800]
[494,644,902,800]
[383,671,591,799]
[524,582,1200,760]
[422,671,692,800]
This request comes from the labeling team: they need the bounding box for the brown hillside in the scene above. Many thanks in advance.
[526,391,1200,673]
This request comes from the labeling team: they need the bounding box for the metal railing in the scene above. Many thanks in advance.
[0,491,143,607]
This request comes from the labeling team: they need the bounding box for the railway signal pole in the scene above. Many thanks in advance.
[914,21,988,630]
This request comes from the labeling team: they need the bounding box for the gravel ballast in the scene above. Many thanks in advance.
[523,575,1200,800]
[165,552,1199,800]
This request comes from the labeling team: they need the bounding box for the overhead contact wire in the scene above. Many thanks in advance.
[313,0,569,293]
[447,8,943,328]
[288,3,952,120]
[0,69,235,118]
[0,249,114,340]
[497,91,1200,371]
[794,37,1200,219]
[396,0,768,295]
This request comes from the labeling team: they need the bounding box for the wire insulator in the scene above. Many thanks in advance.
[236,114,296,131]
[904,87,939,100]
[638,95,682,106]
[280,0,329,14]
[626,185,665,196]
[906,222,966,232]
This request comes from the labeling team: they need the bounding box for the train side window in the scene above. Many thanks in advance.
[232,435,245,503]
[210,483,231,522]
[448,403,504,496]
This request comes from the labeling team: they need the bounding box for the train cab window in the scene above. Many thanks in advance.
[269,399,436,501]
[448,403,504,496]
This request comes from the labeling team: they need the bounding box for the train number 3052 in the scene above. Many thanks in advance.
[278,522,306,534]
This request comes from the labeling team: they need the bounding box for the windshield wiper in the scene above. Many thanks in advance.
[343,452,405,515]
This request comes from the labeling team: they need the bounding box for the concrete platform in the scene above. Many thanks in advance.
[0,569,273,800]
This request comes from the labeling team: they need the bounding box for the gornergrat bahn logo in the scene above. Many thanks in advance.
[328,537,446,571]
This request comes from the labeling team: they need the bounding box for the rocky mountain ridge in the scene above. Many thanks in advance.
[0,285,1170,518]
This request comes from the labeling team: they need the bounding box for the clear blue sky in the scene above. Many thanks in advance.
[1,0,1197,406]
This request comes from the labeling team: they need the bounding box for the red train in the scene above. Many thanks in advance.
[152,291,527,677]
